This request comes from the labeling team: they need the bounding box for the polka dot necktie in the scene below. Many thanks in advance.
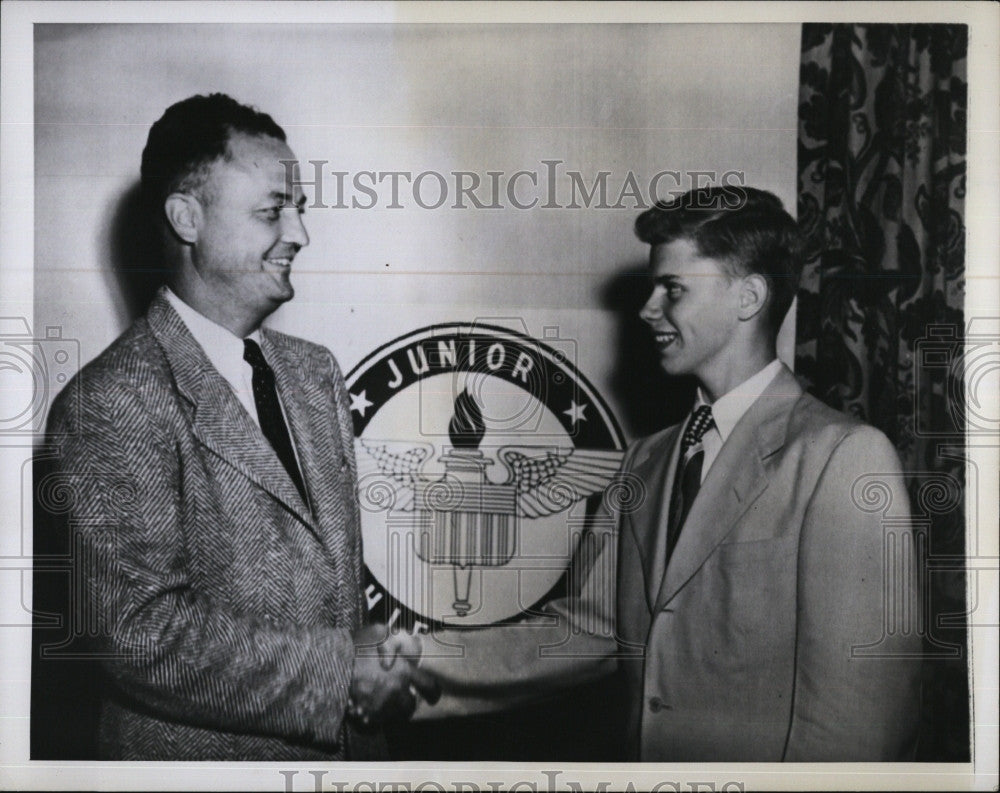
[243,339,307,503]
[666,404,715,562]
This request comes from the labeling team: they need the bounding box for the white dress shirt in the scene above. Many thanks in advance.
[165,287,269,431]
[165,287,306,471]
[686,359,784,483]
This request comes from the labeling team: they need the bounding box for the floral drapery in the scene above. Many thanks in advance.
[796,24,968,761]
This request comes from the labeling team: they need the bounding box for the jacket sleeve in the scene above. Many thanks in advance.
[415,460,631,718]
[45,371,355,748]
[783,426,922,760]
[416,539,620,717]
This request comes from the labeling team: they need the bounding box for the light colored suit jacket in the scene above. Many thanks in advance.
[616,365,921,760]
[45,289,382,760]
[424,365,921,761]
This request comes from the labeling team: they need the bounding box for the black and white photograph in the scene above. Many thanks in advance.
[1,2,997,790]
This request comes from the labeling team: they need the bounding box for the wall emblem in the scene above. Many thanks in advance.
[346,322,625,629]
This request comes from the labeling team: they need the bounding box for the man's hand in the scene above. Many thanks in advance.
[347,623,440,727]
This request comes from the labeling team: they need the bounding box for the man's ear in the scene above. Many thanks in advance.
[163,193,202,244]
[737,273,769,321]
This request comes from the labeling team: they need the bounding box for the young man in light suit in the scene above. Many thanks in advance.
[423,186,921,761]
[617,185,921,760]
[42,94,436,760]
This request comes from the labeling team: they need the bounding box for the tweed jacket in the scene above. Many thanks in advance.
[45,289,383,760]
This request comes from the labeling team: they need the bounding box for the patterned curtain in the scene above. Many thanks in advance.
[796,24,968,761]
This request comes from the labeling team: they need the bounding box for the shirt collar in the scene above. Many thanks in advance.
[164,288,262,387]
[694,359,783,443]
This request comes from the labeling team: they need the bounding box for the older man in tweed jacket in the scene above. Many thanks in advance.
[44,94,434,760]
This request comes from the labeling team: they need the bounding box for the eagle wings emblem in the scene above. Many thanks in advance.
[356,439,624,517]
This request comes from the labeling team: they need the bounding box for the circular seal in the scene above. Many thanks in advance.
[346,322,624,631]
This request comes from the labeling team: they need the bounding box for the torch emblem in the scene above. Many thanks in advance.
[415,390,515,615]
[358,389,622,618]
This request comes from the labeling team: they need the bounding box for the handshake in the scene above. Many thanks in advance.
[347,623,441,727]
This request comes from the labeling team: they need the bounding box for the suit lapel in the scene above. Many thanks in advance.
[264,331,355,561]
[628,426,682,611]
[264,332,346,505]
[653,366,802,611]
[145,290,317,530]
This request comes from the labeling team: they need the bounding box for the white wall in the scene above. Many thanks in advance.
[34,23,800,437]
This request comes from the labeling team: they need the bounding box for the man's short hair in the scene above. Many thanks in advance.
[634,185,803,332]
[140,93,286,215]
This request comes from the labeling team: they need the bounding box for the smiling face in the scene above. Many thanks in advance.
[639,237,744,393]
[191,132,308,331]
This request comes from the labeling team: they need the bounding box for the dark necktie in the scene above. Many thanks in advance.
[666,404,715,562]
[242,338,307,502]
